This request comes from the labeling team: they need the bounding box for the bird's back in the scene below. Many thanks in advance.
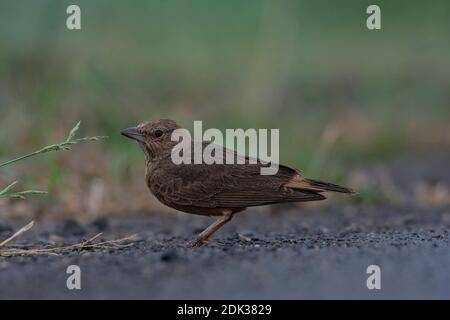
[145,144,353,216]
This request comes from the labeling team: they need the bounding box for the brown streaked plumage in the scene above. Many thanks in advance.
[121,119,355,247]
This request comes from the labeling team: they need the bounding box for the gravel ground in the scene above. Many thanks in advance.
[1,154,449,299]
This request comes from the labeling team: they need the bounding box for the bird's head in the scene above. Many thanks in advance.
[121,119,181,161]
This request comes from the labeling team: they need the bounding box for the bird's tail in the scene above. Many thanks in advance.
[305,178,356,194]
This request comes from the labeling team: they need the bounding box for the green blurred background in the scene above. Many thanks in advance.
[0,0,449,216]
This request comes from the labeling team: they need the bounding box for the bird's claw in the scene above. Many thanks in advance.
[178,238,223,248]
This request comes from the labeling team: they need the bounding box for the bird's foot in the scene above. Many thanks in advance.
[178,238,223,248]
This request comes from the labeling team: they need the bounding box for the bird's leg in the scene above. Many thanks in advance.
[180,212,233,248]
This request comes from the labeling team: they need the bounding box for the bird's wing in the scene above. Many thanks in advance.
[154,160,326,208]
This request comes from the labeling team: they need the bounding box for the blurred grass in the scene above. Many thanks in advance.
[0,0,449,211]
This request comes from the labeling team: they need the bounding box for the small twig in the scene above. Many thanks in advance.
[0,220,138,256]
[0,220,138,257]
[0,234,138,257]
[80,232,103,247]
[0,221,35,248]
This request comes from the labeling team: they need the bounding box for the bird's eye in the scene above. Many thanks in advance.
[154,129,163,138]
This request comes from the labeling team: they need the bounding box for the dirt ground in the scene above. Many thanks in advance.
[0,154,449,299]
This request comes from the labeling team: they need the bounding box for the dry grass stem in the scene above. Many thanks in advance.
[0,221,138,257]
[0,221,35,248]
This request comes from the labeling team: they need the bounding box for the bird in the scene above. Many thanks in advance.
[121,119,355,247]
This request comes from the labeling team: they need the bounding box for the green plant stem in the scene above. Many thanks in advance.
[0,121,107,199]
[0,149,48,168]
[0,138,95,168]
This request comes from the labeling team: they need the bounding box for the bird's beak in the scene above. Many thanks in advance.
[121,127,145,143]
